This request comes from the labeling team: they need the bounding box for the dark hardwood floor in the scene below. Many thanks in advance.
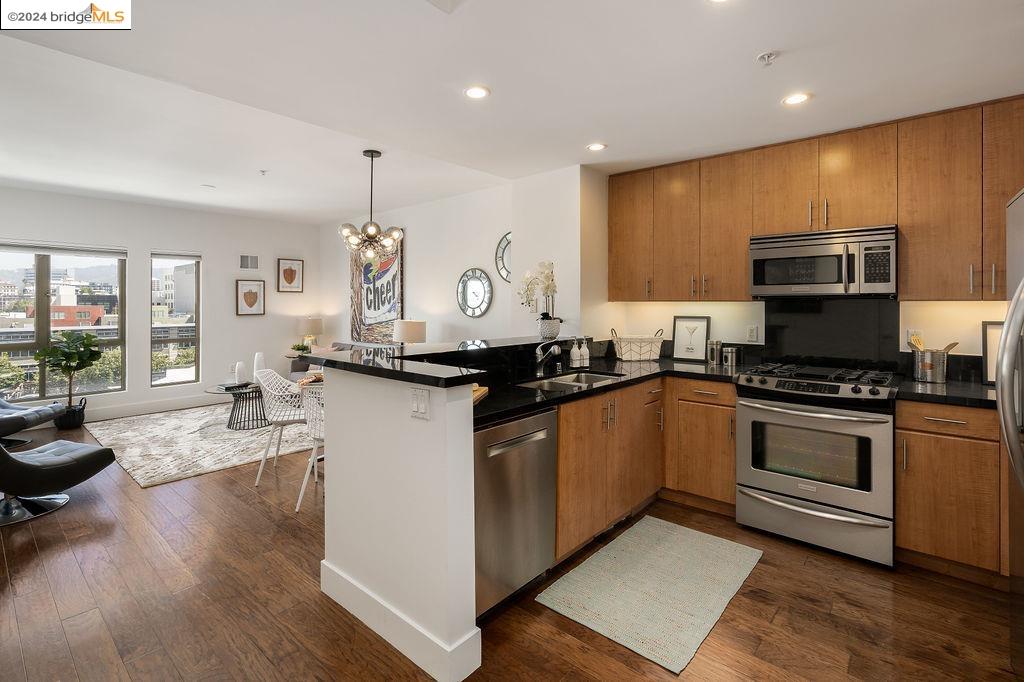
[0,426,1014,680]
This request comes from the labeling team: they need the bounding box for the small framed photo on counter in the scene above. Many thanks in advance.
[672,315,710,363]
[982,320,1004,385]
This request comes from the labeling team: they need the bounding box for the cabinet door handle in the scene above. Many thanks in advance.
[657,408,664,432]
[824,198,829,226]
[902,439,907,471]
[702,274,708,297]
[993,263,997,295]
[608,399,616,427]
[601,404,608,430]
[648,388,663,394]
[691,274,696,299]
[693,389,719,396]
[969,264,975,295]
[807,200,812,228]
[646,279,652,298]
[728,415,734,440]
[922,416,968,425]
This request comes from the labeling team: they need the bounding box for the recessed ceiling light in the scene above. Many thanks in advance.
[464,85,490,99]
[782,92,811,106]
[586,143,607,152]
[199,184,216,189]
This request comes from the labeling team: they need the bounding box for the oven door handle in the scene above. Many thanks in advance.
[738,488,890,528]
[737,400,890,423]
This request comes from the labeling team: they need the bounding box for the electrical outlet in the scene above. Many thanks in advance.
[907,329,922,344]
[746,325,759,343]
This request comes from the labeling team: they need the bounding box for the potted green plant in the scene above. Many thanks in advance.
[34,330,103,429]
[291,343,311,354]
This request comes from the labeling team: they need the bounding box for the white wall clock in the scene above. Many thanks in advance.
[456,268,493,317]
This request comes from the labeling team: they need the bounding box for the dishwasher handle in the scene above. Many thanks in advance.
[486,428,550,458]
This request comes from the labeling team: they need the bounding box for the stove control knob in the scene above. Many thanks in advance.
[758,377,768,385]
[744,376,754,383]
[850,385,863,394]
[869,387,880,396]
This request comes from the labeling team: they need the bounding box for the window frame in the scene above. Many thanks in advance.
[0,250,127,402]
[150,254,201,387]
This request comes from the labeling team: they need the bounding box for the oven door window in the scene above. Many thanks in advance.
[751,422,871,491]
[752,254,855,287]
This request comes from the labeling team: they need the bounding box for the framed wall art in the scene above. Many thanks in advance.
[982,320,1004,386]
[672,315,710,363]
[236,279,265,316]
[277,258,304,292]
[351,242,404,343]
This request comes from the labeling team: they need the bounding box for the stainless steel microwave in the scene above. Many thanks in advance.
[749,225,897,298]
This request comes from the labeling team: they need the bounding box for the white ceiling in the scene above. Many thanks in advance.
[3,0,1024,222]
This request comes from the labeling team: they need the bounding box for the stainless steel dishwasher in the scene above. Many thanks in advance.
[474,409,557,616]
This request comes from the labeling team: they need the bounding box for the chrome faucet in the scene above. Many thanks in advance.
[535,340,562,375]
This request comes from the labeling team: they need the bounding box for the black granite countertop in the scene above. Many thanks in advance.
[896,378,996,410]
[301,348,484,388]
[473,357,747,430]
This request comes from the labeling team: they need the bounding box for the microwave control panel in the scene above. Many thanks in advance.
[863,245,892,284]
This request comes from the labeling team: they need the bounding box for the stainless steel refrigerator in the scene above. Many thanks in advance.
[996,186,1024,675]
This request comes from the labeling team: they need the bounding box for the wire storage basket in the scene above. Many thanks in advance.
[611,328,664,362]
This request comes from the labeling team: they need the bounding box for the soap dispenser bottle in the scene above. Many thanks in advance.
[579,338,590,368]
[569,337,582,368]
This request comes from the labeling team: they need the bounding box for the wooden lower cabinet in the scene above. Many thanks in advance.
[556,380,664,559]
[895,429,1000,572]
[670,400,736,504]
[556,393,610,559]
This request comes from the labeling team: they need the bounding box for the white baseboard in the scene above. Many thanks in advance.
[320,559,481,682]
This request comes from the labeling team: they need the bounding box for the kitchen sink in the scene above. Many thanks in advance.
[517,371,624,391]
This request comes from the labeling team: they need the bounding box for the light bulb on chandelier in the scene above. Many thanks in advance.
[337,150,405,262]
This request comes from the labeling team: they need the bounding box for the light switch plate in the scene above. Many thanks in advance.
[411,388,430,420]
[746,325,759,342]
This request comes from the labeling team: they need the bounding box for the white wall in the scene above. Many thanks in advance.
[621,301,765,346]
[899,300,1008,355]
[0,185,321,420]
[320,165,589,343]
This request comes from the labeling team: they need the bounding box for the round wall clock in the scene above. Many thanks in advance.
[456,268,493,317]
[494,232,511,282]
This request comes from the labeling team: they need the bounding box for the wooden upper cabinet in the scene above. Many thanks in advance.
[752,139,819,235]
[895,429,999,571]
[897,108,983,300]
[608,170,653,301]
[818,124,897,229]
[653,162,700,300]
[983,99,1024,300]
[700,152,753,301]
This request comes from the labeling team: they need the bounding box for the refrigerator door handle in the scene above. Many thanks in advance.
[997,276,1024,490]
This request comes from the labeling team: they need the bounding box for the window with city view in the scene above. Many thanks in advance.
[151,255,200,386]
[0,247,126,401]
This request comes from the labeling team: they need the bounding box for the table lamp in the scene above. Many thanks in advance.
[297,317,323,347]
[393,320,426,344]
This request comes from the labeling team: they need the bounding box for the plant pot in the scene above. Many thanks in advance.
[54,398,87,430]
[538,318,561,339]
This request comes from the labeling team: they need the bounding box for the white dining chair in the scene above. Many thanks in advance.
[253,369,305,487]
[296,383,325,512]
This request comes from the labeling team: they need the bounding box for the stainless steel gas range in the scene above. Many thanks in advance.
[734,362,898,566]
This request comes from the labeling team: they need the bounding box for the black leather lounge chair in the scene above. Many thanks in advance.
[0,398,66,448]
[0,440,114,526]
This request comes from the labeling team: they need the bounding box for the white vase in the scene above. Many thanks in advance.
[538,319,561,339]
[234,361,248,384]
[253,352,266,373]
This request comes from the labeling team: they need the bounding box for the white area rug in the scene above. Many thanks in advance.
[536,515,762,673]
[85,404,312,488]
